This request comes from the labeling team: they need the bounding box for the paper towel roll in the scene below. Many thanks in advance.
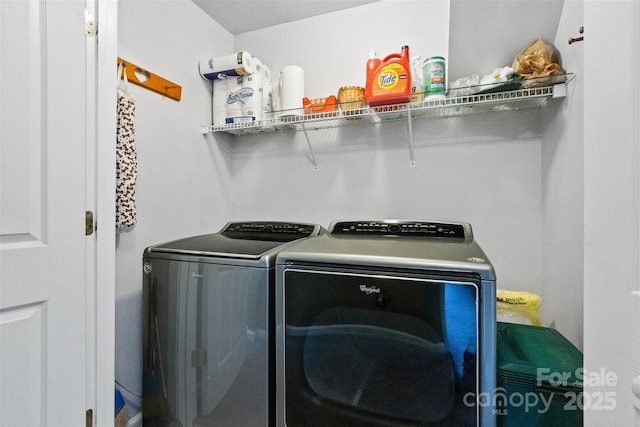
[278,65,304,117]
[200,51,256,81]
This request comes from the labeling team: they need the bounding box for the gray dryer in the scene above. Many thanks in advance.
[275,220,497,427]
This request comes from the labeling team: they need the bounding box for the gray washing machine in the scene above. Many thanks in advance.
[276,220,497,427]
[142,221,324,427]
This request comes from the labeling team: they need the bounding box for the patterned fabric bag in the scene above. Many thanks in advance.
[116,62,137,232]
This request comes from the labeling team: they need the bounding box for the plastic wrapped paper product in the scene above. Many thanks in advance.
[512,38,565,87]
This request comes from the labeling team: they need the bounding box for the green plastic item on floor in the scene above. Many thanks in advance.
[496,322,583,427]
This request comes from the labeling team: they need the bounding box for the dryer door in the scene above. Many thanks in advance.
[280,267,482,427]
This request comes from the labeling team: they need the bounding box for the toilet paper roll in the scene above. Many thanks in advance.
[212,78,229,126]
[242,67,263,122]
[278,65,304,117]
[199,51,256,81]
[262,64,273,114]
[225,76,245,123]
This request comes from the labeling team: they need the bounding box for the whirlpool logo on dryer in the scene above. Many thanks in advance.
[359,284,381,295]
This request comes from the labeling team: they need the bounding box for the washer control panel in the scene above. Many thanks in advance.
[330,220,470,239]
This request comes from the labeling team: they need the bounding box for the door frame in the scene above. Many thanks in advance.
[90,0,118,425]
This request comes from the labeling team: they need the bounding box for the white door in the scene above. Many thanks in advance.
[583,0,640,425]
[1,0,89,425]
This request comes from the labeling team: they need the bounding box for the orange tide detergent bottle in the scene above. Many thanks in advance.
[365,45,412,107]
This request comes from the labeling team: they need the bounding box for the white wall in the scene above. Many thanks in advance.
[228,112,545,293]
[115,0,234,401]
[448,0,564,82]
[540,0,584,349]
[233,1,450,99]
[227,0,546,297]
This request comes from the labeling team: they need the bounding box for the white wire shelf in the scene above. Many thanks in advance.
[204,76,572,136]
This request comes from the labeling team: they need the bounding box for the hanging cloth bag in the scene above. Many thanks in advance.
[116,62,138,232]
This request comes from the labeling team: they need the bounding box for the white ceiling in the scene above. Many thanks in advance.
[193,0,381,35]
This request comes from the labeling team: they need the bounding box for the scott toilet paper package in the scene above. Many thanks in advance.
[222,72,263,125]
[224,76,246,123]
[212,78,231,126]
[241,59,264,122]
[206,52,267,126]
[203,52,304,126]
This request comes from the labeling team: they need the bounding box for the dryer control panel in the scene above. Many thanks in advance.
[330,220,471,239]
[222,221,323,241]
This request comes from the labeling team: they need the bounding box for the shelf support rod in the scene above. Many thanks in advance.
[300,122,319,171]
[407,109,416,167]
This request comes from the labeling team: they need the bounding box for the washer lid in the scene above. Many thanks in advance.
[148,221,323,259]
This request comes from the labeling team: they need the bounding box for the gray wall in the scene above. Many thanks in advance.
[541,0,584,349]
[115,0,234,403]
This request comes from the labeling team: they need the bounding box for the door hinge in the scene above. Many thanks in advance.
[85,211,94,236]
[84,9,96,37]
[86,409,93,427]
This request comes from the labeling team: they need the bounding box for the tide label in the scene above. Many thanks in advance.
[373,63,409,96]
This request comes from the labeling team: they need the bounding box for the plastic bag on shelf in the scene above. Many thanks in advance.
[496,289,542,326]
[449,75,481,97]
[449,66,519,97]
[512,38,565,88]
